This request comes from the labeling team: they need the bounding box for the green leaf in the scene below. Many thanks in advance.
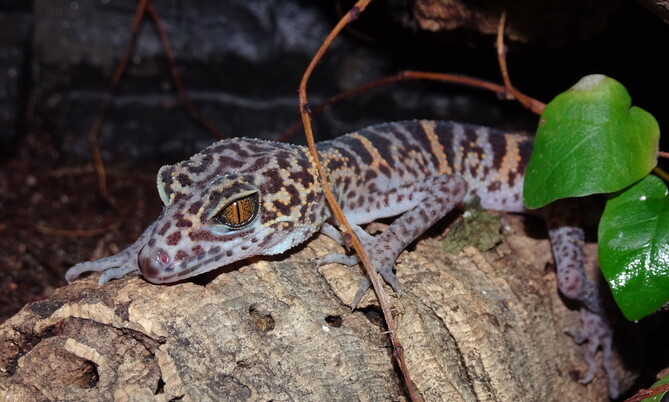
[599,175,669,321]
[524,74,659,209]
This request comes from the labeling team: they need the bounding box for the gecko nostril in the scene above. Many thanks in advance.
[159,251,170,265]
[138,246,170,283]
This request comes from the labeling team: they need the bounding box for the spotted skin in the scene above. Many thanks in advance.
[65,120,617,397]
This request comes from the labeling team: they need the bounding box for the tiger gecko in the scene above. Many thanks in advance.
[65,120,618,397]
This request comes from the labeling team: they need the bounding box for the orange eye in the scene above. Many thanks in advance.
[213,193,259,228]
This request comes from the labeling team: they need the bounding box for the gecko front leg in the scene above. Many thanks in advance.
[65,222,157,284]
[319,174,468,308]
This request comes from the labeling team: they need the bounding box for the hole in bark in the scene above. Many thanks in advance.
[324,315,342,327]
[155,377,165,395]
[248,306,275,332]
[72,360,99,389]
[361,306,386,329]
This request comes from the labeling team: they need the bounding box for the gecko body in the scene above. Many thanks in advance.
[66,120,618,397]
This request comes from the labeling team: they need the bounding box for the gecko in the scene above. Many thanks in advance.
[65,120,619,397]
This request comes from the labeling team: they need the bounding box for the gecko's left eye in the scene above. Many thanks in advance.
[212,192,259,229]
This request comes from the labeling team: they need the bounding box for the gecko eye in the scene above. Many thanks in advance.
[212,192,259,229]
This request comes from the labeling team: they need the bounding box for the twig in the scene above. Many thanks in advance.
[298,1,422,401]
[34,222,121,237]
[146,3,226,139]
[88,0,150,200]
[625,382,669,402]
[653,166,669,183]
[88,0,227,202]
[279,70,526,142]
[495,11,546,115]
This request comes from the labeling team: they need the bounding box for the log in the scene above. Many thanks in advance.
[0,215,625,401]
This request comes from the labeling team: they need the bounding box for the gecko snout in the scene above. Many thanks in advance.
[138,245,171,283]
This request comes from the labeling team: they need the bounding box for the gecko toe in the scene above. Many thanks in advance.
[351,277,371,310]
[317,253,360,267]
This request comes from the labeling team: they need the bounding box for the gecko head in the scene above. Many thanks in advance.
[138,155,324,284]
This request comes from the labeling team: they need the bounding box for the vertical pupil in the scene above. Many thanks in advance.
[228,201,238,224]
[218,194,257,227]
[234,201,242,223]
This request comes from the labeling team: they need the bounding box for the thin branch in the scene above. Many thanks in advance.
[34,222,121,237]
[146,3,226,139]
[88,0,227,202]
[88,0,149,200]
[625,382,669,402]
[279,70,531,142]
[496,11,546,115]
[298,1,422,401]
[653,166,669,183]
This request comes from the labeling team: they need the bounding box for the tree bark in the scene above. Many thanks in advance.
[0,215,624,401]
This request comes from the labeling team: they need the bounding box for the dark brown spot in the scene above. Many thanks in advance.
[508,171,518,187]
[177,173,192,187]
[289,169,315,188]
[325,158,345,172]
[275,151,292,170]
[487,181,501,193]
[335,147,361,175]
[188,201,203,215]
[261,169,284,195]
[340,135,374,165]
[406,121,441,170]
[189,230,221,242]
[272,200,291,216]
[248,156,270,171]
[342,176,352,193]
[218,155,244,169]
[158,221,171,236]
[166,231,181,246]
[363,131,395,170]
[247,143,272,153]
[172,193,191,203]
[174,213,193,228]
[356,195,365,208]
[379,164,391,177]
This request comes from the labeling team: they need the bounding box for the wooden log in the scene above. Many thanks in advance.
[0,215,624,401]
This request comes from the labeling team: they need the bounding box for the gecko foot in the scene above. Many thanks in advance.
[349,269,401,310]
[565,309,619,399]
[318,250,402,309]
[65,252,139,284]
[65,222,156,284]
[319,223,403,308]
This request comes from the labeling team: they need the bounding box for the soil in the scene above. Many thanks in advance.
[0,131,164,323]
